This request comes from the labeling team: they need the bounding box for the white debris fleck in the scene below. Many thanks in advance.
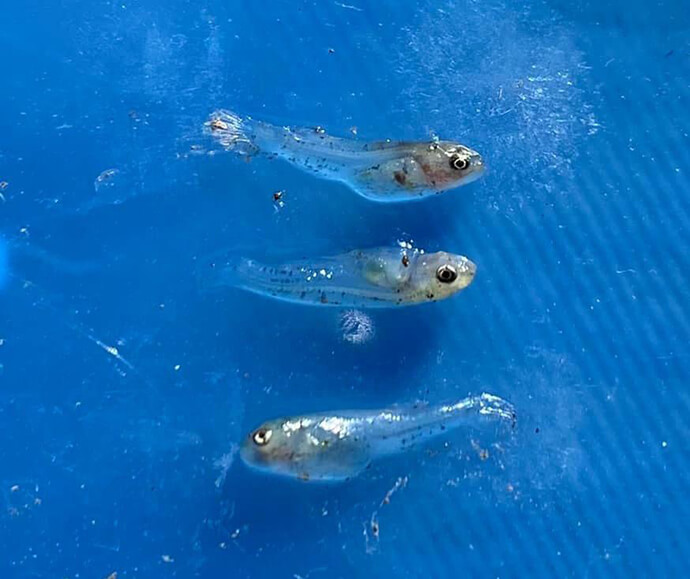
[364,475,409,553]
[94,169,119,191]
[214,445,238,488]
[104,345,119,357]
[339,310,375,345]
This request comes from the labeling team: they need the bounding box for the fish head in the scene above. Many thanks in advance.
[240,418,302,477]
[409,251,477,302]
[414,141,485,192]
[241,415,369,481]
[241,416,340,481]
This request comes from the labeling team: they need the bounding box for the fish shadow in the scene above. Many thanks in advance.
[199,289,445,403]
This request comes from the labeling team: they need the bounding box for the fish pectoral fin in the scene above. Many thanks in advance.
[361,256,410,290]
[362,258,389,287]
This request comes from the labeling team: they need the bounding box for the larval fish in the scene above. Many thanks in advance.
[240,393,516,481]
[204,110,485,201]
[199,246,476,308]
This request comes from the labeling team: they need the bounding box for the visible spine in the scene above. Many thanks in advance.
[369,393,516,456]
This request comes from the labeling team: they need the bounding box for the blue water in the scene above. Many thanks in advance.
[1,0,689,577]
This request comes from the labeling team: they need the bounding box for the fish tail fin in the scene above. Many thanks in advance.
[475,392,517,427]
[204,109,260,156]
[441,392,517,432]
[196,252,254,293]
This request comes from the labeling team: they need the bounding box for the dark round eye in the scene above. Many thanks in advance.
[449,154,469,171]
[252,428,272,446]
[436,264,458,283]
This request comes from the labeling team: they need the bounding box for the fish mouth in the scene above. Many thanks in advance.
[239,440,254,465]
[239,438,269,468]
[470,155,485,175]
[459,258,477,286]
[457,159,485,186]
[466,261,477,281]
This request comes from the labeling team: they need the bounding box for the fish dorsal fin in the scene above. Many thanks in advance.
[363,140,416,152]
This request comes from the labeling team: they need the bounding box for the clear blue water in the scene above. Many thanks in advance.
[1,1,689,577]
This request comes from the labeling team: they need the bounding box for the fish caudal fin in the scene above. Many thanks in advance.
[196,252,244,293]
[476,392,517,426]
[434,392,517,434]
[204,110,260,156]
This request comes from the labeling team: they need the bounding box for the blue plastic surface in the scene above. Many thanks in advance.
[0,0,688,577]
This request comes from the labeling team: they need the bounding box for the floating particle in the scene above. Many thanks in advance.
[94,169,119,192]
[364,476,408,553]
[214,445,238,488]
[370,518,379,538]
[334,2,363,11]
[339,309,375,345]
[273,190,286,211]
[380,476,408,506]
[209,118,228,131]
[470,439,489,460]
[364,512,380,554]
[161,555,174,563]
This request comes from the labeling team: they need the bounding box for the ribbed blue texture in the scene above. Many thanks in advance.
[0,0,688,577]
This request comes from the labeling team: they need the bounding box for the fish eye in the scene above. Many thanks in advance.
[252,428,272,446]
[449,154,469,171]
[436,264,458,284]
